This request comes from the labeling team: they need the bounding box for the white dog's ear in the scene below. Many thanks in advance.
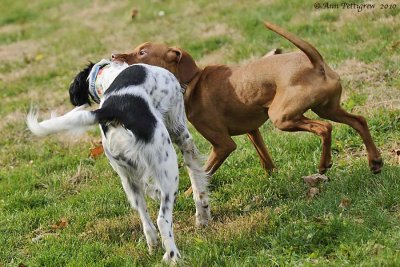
[69,63,94,106]
[168,47,200,84]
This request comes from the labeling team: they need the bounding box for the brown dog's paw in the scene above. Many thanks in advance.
[318,161,333,174]
[318,168,327,175]
[370,158,383,174]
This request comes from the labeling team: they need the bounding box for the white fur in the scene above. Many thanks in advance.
[27,62,211,264]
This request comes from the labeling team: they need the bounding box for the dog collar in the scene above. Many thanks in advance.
[88,59,111,103]
[180,83,188,94]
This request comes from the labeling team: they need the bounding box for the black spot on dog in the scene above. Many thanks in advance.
[69,62,95,106]
[165,194,170,203]
[94,94,157,143]
[170,251,174,258]
[100,123,108,137]
[161,89,169,94]
[169,231,172,238]
[127,159,137,169]
[167,138,171,144]
[127,181,139,194]
[106,65,147,94]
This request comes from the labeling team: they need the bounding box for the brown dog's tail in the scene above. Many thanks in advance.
[264,21,326,75]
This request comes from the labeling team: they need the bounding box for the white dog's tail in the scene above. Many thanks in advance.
[27,105,98,137]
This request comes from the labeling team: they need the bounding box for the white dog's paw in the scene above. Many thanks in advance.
[144,227,159,254]
[195,202,211,227]
[162,250,181,265]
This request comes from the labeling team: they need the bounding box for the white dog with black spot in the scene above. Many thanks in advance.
[27,59,211,264]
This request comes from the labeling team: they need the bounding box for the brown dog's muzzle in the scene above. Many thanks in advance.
[111,53,134,64]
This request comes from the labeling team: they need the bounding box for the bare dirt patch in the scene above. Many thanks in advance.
[0,39,40,63]
[0,23,25,35]
[208,210,269,240]
[0,110,25,131]
[198,49,228,66]
[337,59,400,111]
[198,23,235,39]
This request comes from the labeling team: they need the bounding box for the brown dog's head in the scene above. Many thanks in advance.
[112,42,200,84]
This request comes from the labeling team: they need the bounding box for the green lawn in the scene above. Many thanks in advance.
[1,0,399,266]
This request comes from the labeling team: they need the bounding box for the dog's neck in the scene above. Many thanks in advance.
[182,70,202,103]
[88,59,128,103]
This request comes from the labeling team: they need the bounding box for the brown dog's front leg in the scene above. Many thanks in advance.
[247,129,276,173]
[205,139,237,176]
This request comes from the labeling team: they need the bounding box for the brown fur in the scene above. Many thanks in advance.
[112,21,383,176]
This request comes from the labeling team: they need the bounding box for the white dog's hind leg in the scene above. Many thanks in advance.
[152,146,181,264]
[116,167,159,252]
[173,129,211,226]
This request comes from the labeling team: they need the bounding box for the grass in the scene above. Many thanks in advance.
[1,0,399,266]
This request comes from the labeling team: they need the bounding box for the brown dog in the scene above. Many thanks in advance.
[112,21,383,177]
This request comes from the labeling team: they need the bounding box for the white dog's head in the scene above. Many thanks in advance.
[69,59,128,106]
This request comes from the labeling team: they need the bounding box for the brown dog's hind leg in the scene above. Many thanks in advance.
[270,114,333,174]
[313,106,383,173]
[247,129,276,173]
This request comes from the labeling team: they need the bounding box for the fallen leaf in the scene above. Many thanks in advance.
[89,142,104,158]
[307,187,320,200]
[339,197,351,209]
[50,217,69,230]
[303,174,328,187]
[131,8,139,19]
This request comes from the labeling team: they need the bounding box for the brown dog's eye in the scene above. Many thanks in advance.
[139,50,146,56]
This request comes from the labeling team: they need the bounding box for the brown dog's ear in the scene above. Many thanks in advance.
[168,47,199,84]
